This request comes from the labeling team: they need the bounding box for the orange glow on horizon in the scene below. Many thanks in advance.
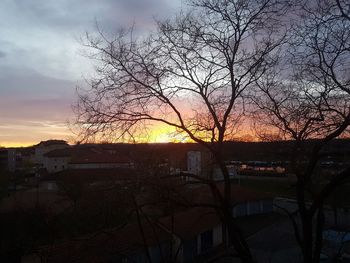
[137,123,258,143]
[0,141,36,148]
[146,125,190,143]
[1,123,259,148]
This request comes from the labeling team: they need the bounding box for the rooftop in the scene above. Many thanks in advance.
[37,140,68,147]
[44,146,132,164]
[30,221,172,263]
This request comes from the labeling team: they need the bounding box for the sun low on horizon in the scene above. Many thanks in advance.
[0,0,261,149]
[0,124,187,148]
[0,0,260,149]
[1,120,258,148]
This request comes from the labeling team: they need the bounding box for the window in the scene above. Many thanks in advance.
[183,238,197,262]
[200,230,213,253]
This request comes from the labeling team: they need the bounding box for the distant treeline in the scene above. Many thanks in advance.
[79,139,350,162]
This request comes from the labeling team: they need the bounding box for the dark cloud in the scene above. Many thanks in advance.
[10,0,178,33]
[0,0,181,145]
[0,66,75,97]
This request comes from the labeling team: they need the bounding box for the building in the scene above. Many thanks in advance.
[69,151,132,169]
[42,148,71,173]
[186,150,222,180]
[22,208,228,263]
[187,151,203,175]
[0,148,9,171]
[34,140,69,167]
[23,220,173,263]
[158,207,223,263]
[21,183,277,263]
[0,148,24,172]
[42,146,133,173]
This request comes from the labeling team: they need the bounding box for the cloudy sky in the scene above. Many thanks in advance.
[0,0,182,147]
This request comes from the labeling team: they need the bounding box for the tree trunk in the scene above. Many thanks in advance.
[214,146,255,263]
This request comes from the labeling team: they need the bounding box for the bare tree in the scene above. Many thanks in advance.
[75,0,288,262]
[252,0,350,262]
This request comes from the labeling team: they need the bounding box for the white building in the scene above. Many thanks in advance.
[187,151,202,175]
[34,140,69,166]
[42,146,133,173]
[186,150,229,181]
[43,151,70,173]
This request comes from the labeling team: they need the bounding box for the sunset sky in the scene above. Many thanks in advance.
[0,0,182,147]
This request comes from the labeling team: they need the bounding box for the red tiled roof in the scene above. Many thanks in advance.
[44,147,132,164]
[34,221,172,263]
[70,152,131,164]
[52,168,138,182]
[44,148,74,157]
[157,185,275,240]
[29,183,274,262]
[158,207,220,240]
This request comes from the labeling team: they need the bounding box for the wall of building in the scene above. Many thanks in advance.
[0,148,21,172]
[35,144,68,166]
[233,200,274,217]
[43,156,70,173]
[187,151,202,176]
[68,163,131,169]
[274,197,350,229]
[213,224,223,247]
[0,149,7,170]
[7,149,16,172]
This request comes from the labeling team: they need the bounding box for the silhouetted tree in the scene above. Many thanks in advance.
[75,0,289,261]
[252,0,350,262]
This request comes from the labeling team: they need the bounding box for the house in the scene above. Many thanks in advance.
[0,148,15,172]
[0,147,36,173]
[69,150,132,169]
[21,183,279,263]
[22,220,173,263]
[42,148,72,173]
[22,208,232,263]
[158,207,223,263]
[0,148,21,172]
[186,150,214,180]
[149,184,275,262]
[34,140,69,167]
[42,146,133,173]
